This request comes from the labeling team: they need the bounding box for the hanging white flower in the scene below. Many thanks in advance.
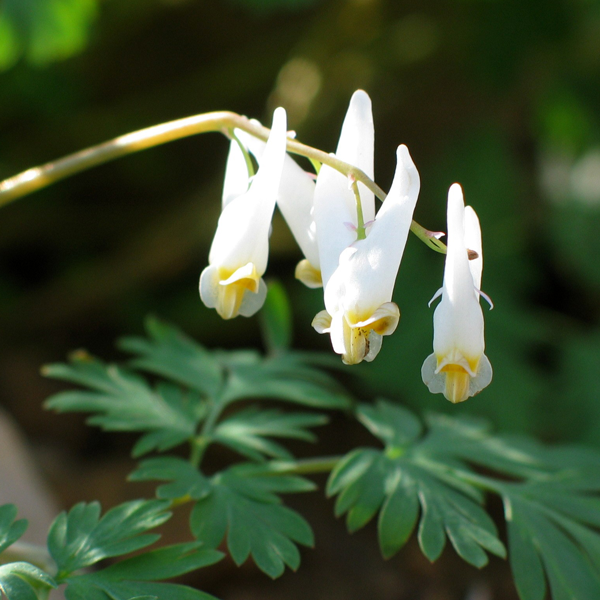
[313,89,375,291]
[313,145,420,364]
[236,126,321,289]
[421,183,493,403]
[199,107,287,319]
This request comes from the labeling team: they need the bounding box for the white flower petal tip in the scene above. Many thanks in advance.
[421,352,493,404]
[199,263,266,320]
[295,259,323,289]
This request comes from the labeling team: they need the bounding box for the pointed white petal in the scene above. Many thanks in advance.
[222,138,250,209]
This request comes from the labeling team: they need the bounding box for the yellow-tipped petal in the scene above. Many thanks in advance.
[311,310,332,334]
[295,259,323,289]
[441,365,471,404]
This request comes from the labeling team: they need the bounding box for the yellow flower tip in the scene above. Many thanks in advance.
[441,365,471,404]
[341,325,372,365]
[295,259,323,289]
[218,263,260,293]
[350,302,400,336]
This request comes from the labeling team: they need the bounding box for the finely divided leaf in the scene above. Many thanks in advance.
[63,542,223,600]
[0,505,27,554]
[48,499,171,577]
[213,407,327,461]
[119,317,222,398]
[189,464,315,578]
[0,562,57,600]
[504,475,600,600]
[222,356,351,409]
[129,457,212,501]
[327,448,505,567]
[358,400,422,448]
[44,354,203,455]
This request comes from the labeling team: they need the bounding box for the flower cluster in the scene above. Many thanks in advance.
[199,91,492,402]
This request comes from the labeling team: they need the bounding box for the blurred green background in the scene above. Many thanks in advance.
[1,0,600,597]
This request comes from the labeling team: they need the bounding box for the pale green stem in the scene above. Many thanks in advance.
[228,128,255,181]
[350,178,366,241]
[0,111,446,253]
[259,456,342,475]
[0,541,55,572]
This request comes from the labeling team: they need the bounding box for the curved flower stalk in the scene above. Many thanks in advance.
[199,107,287,319]
[237,127,321,289]
[313,145,420,364]
[421,184,493,403]
[313,89,375,290]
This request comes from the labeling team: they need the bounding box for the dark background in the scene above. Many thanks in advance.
[1,0,600,598]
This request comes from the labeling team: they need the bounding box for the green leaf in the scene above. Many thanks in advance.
[189,464,315,578]
[222,354,352,409]
[129,457,212,501]
[0,505,27,554]
[44,353,203,456]
[63,545,221,600]
[259,280,292,355]
[0,562,56,600]
[327,447,505,566]
[504,476,600,600]
[357,400,422,448]
[213,407,327,461]
[119,316,223,398]
[48,499,171,578]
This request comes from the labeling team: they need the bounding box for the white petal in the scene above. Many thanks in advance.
[238,278,268,317]
[222,138,250,209]
[208,108,287,276]
[323,145,419,321]
[199,265,219,309]
[421,353,446,394]
[314,90,375,288]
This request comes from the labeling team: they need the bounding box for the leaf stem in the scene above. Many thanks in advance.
[261,456,343,476]
[0,111,445,253]
[0,541,55,573]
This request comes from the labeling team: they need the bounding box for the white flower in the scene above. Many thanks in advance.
[199,107,287,319]
[313,89,375,290]
[421,183,493,403]
[237,127,321,288]
[313,145,420,364]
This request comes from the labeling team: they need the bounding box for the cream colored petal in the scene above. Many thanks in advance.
[199,265,219,309]
[295,259,323,289]
[351,302,400,336]
[311,309,332,334]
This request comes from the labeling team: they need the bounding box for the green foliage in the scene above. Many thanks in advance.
[120,317,351,410]
[329,400,600,599]
[213,407,327,461]
[0,0,97,69]
[504,468,600,600]
[0,505,56,600]
[0,506,27,555]
[48,499,171,578]
[328,402,506,567]
[132,460,315,579]
[63,543,222,600]
[0,562,56,600]
[44,353,205,457]
[119,317,223,399]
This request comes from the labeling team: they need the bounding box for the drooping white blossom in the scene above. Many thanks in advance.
[199,107,287,319]
[313,145,420,364]
[237,127,321,288]
[421,184,493,403]
[313,89,375,290]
